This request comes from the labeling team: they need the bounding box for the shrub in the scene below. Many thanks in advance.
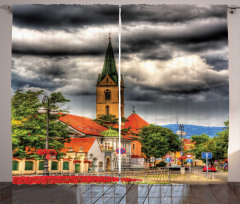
[156,161,167,167]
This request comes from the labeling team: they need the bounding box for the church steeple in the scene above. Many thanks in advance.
[96,35,124,119]
[97,36,118,85]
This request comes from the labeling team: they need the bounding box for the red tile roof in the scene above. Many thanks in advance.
[61,138,96,153]
[59,113,107,136]
[122,135,134,140]
[124,113,149,134]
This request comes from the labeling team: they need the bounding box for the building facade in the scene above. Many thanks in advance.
[12,138,100,176]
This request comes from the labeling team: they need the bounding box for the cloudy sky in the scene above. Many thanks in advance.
[12,4,228,126]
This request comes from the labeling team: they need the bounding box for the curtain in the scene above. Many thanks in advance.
[11,4,228,183]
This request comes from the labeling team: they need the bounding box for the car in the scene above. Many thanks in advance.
[203,166,216,172]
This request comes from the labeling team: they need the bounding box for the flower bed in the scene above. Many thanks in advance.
[12,176,141,185]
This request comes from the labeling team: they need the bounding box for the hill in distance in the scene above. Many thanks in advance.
[160,124,226,139]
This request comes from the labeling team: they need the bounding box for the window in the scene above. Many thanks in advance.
[51,161,58,170]
[104,142,110,149]
[106,105,109,115]
[75,163,80,173]
[133,143,135,150]
[99,161,103,167]
[12,161,19,171]
[63,162,69,170]
[25,161,33,170]
[105,89,111,100]
[39,161,44,170]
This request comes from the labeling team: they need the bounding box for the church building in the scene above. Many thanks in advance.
[96,35,124,118]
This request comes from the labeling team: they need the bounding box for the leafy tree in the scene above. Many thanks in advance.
[139,125,180,163]
[190,120,229,165]
[11,89,72,160]
[94,114,118,127]
[191,134,210,147]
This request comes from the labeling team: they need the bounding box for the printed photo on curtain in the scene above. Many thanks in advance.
[121,5,228,172]
[11,4,228,185]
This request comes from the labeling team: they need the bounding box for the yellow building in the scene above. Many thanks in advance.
[12,138,100,176]
[96,36,124,118]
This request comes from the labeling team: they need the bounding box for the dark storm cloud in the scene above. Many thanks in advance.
[11,72,66,91]
[11,54,101,96]
[201,55,228,71]
[124,81,228,103]
[121,5,228,74]
[122,20,227,56]
[122,5,227,24]
[12,35,119,57]
[12,44,108,57]
[35,65,66,78]
[13,5,118,30]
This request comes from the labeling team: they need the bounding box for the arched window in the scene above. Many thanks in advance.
[105,89,111,100]
[106,105,109,115]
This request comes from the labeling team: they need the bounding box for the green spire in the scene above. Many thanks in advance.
[97,36,118,85]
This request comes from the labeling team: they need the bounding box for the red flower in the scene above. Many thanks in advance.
[37,149,57,156]
[12,176,141,185]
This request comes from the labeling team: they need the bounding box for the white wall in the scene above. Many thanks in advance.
[88,139,104,172]
[228,7,240,182]
[0,6,12,182]
[1,0,240,182]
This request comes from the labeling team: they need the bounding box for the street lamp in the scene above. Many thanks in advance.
[176,124,186,166]
[38,95,59,176]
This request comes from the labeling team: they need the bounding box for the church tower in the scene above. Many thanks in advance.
[96,36,124,118]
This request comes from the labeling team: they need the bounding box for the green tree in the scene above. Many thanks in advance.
[94,114,118,127]
[11,89,72,160]
[191,134,210,147]
[139,125,180,163]
[191,120,229,165]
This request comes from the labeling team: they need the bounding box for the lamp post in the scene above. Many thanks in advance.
[176,124,186,166]
[38,95,59,176]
